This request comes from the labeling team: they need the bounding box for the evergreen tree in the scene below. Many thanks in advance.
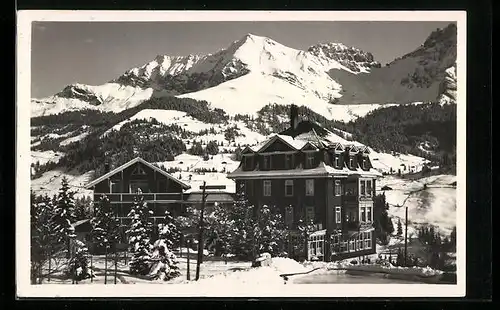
[397,219,403,236]
[90,195,121,254]
[126,196,154,275]
[158,210,181,249]
[66,239,93,281]
[30,195,57,284]
[205,140,219,155]
[149,210,181,281]
[396,248,405,266]
[254,205,288,257]
[373,193,394,244]
[205,203,233,257]
[52,177,77,259]
[229,186,255,260]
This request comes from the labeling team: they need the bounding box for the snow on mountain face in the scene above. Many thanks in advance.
[327,23,457,105]
[31,25,457,119]
[307,42,381,73]
[31,83,153,117]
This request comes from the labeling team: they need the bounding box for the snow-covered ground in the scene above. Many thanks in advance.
[377,175,456,236]
[30,169,94,198]
[31,150,65,166]
[59,131,90,146]
[370,150,430,174]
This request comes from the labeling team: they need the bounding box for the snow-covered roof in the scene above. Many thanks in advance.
[84,157,191,190]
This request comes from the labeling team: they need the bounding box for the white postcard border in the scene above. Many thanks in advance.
[16,10,467,298]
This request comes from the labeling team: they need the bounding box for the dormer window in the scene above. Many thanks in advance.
[285,154,294,169]
[263,155,271,170]
[349,157,354,169]
[362,158,368,170]
[334,155,340,168]
[306,152,315,169]
[243,156,254,170]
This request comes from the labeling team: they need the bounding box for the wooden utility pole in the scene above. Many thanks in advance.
[195,181,207,281]
[186,238,191,280]
[404,206,408,267]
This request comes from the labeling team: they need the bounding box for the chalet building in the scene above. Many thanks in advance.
[84,157,192,230]
[84,157,236,245]
[227,105,382,262]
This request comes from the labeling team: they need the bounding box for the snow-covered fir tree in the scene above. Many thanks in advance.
[205,203,233,257]
[126,195,154,275]
[228,185,255,260]
[51,177,77,258]
[90,195,121,253]
[397,219,403,236]
[253,204,288,257]
[30,193,57,284]
[66,239,93,281]
[149,210,181,281]
[157,210,180,249]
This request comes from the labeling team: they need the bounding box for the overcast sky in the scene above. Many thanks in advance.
[31,21,454,98]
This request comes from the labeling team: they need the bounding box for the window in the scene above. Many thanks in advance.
[334,180,342,196]
[364,232,372,249]
[285,180,294,196]
[305,206,315,223]
[129,180,149,193]
[335,206,342,223]
[358,234,364,250]
[366,180,372,196]
[132,165,147,175]
[349,157,354,169]
[263,155,271,170]
[367,206,372,222]
[306,179,314,196]
[362,158,367,169]
[349,240,355,252]
[334,155,340,168]
[263,180,272,196]
[306,152,315,168]
[244,156,254,170]
[360,180,366,196]
[360,207,366,222]
[285,154,294,169]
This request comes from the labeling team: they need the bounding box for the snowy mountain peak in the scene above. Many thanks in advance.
[307,42,381,73]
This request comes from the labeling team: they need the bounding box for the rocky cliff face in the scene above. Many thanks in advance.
[308,42,381,73]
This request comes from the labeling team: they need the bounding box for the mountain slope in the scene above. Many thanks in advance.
[31,24,457,120]
[327,23,457,105]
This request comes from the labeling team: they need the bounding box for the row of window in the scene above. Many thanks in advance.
[243,153,370,170]
[261,179,316,197]
[256,179,374,198]
[307,231,373,259]
[335,205,373,224]
[331,231,373,253]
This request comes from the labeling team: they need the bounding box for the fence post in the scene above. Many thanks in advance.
[186,239,191,281]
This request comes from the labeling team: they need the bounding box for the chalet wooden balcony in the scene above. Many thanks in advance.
[96,192,185,203]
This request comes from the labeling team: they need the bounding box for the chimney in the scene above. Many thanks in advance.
[104,162,110,173]
[290,104,299,130]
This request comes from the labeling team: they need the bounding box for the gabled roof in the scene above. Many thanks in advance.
[84,157,191,190]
